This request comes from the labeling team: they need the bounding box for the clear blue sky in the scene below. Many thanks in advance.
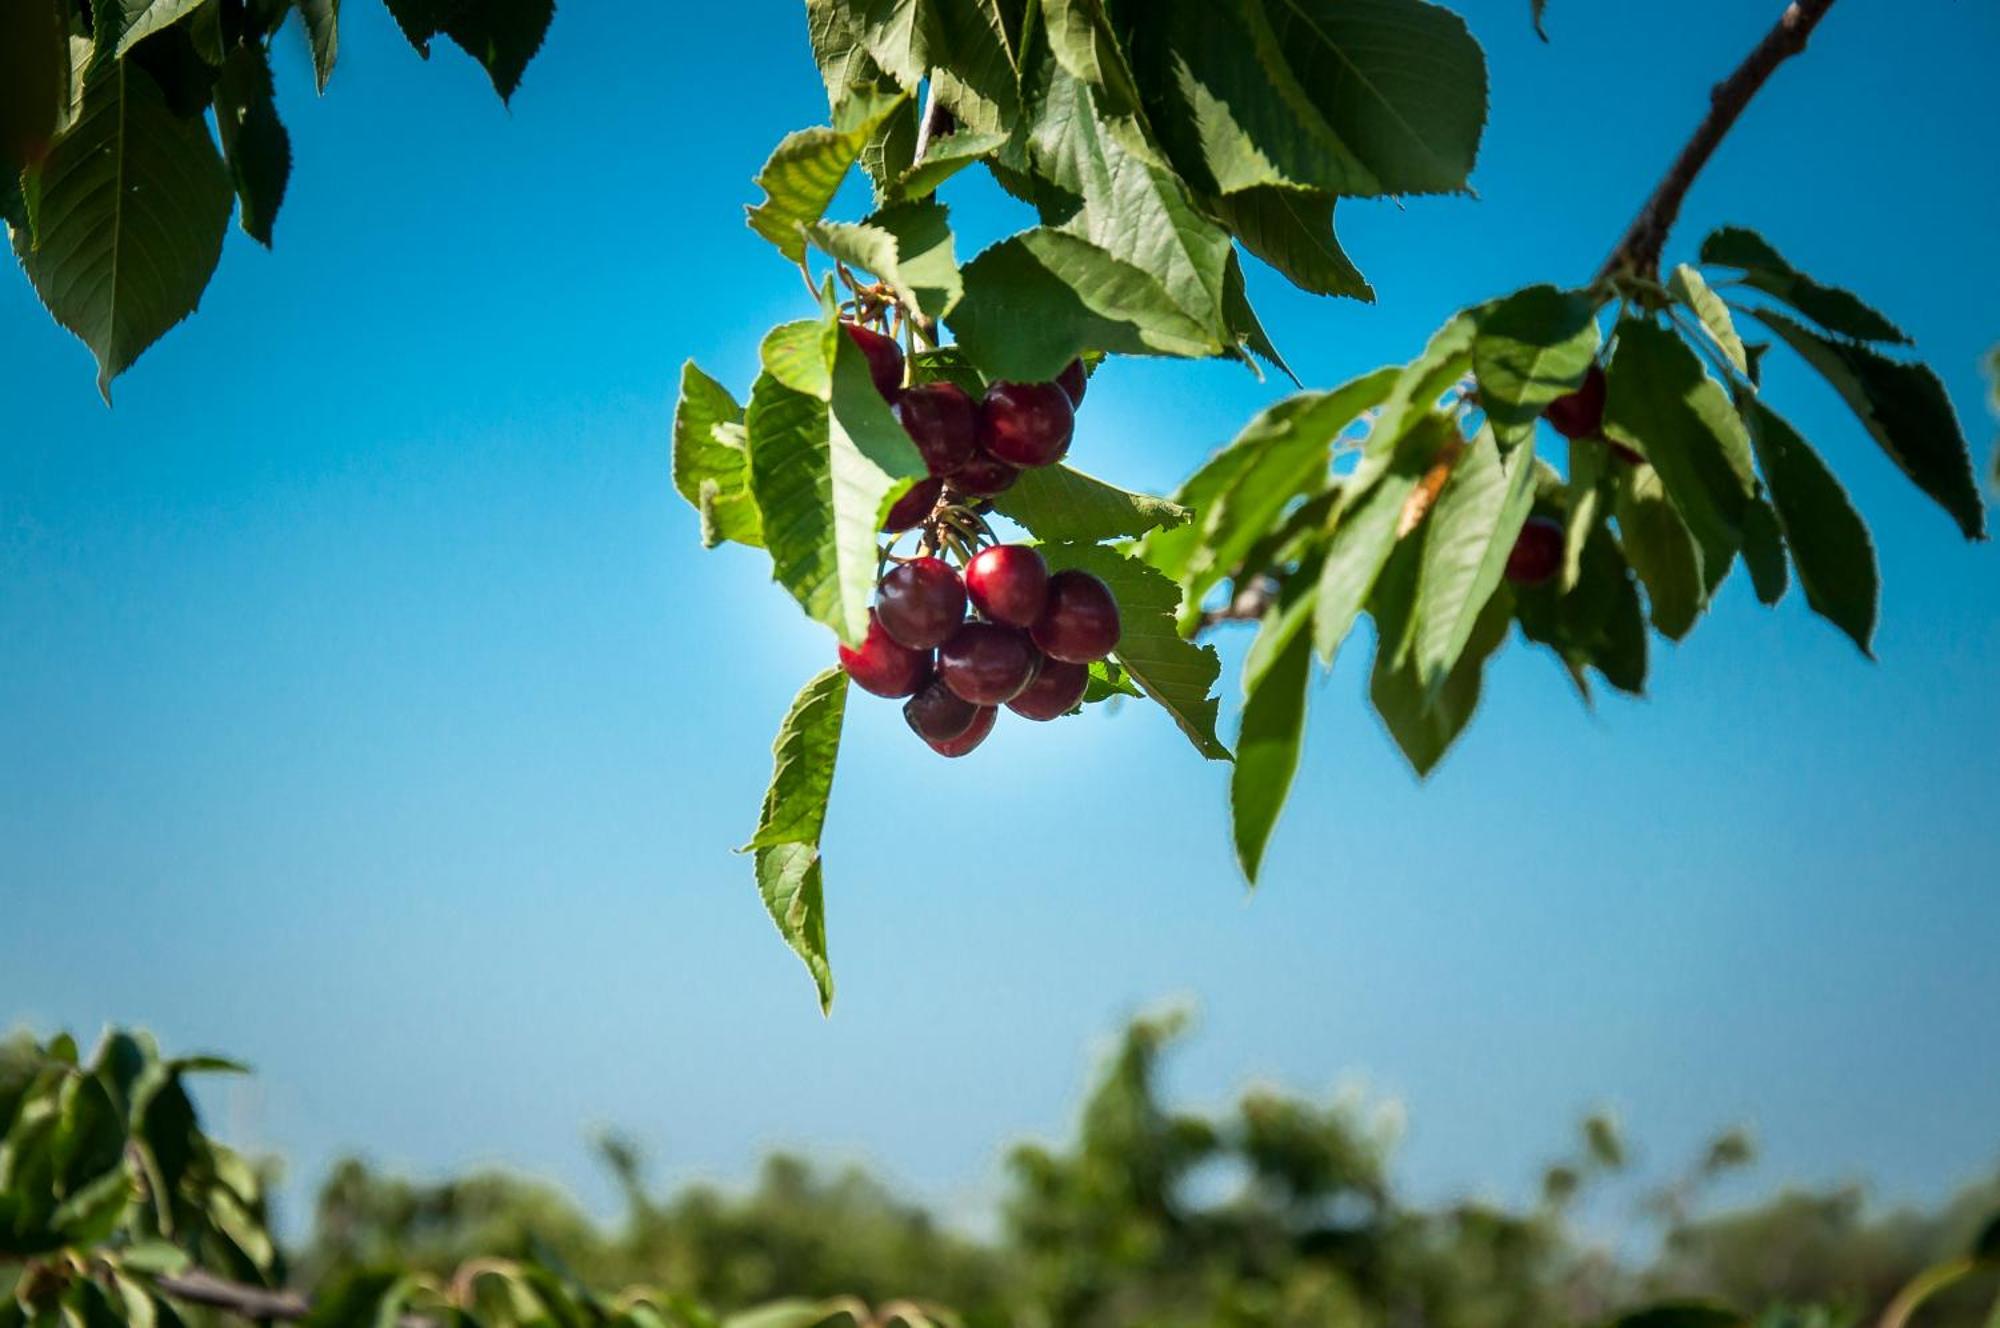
[4,1,1997,1237]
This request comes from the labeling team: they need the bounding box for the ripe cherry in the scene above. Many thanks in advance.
[842,321,904,400]
[894,381,977,477]
[1505,515,1565,586]
[926,703,996,758]
[964,544,1049,628]
[882,476,942,532]
[904,677,981,744]
[876,557,967,650]
[1030,570,1120,663]
[978,381,1074,468]
[839,610,931,697]
[948,451,1018,498]
[937,621,1040,704]
[1544,364,1606,440]
[1006,657,1089,721]
[1056,359,1088,408]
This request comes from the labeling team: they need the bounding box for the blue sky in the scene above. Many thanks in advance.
[4,0,1997,1239]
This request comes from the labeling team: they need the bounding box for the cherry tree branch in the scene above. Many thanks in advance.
[154,1271,427,1328]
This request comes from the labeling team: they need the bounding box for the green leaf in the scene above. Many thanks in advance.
[297,0,339,92]
[887,128,1008,201]
[806,198,960,320]
[1232,599,1313,883]
[1698,226,1908,344]
[747,89,908,263]
[745,669,849,1014]
[1041,0,1157,163]
[1210,187,1372,300]
[381,0,444,54]
[1040,543,1230,759]
[906,345,986,396]
[992,465,1191,543]
[1410,428,1536,695]
[1471,284,1601,444]
[1668,263,1747,376]
[214,45,289,247]
[1739,497,1788,605]
[0,0,65,177]
[1613,465,1705,640]
[1349,313,1477,493]
[760,315,841,400]
[671,361,763,550]
[1561,436,1608,593]
[1311,436,1423,663]
[96,0,207,59]
[1601,319,1755,587]
[927,0,1023,135]
[949,228,1223,380]
[1742,397,1877,655]
[14,59,231,400]
[1368,541,1510,777]
[1750,308,1986,541]
[439,0,555,104]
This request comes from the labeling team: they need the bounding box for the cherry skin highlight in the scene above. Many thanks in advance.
[903,678,980,744]
[893,381,977,476]
[1030,570,1121,663]
[964,544,1050,628]
[1056,359,1088,407]
[948,451,1019,498]
[1006,657,1089,721]
[1544,363,1606,440]
[978,381,1075,468]
[841,321,904,400]
[877,557,968,649]
[926,704,996,758]
[838,610,931,697]
[937,621,1041,704]
[881,476,942,532]
[1505,515,1566,586]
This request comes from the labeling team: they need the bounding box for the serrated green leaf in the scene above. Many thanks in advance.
[1232,598,1313,884]
[1349,313,1477,493]
[1613,465,1705,640]
[1083,658,1142,703]
[1739,497,1788,605]
[1699,226,1908,344]
[214,45,289,247]
[1210,187,1372,300]
[927,0,1022,135]
[745,669,849,1015]
[14,58,230,400]
[1601,320,1755,588]
[761,316,841,400]
[96,0,207,59]
[1668,263,1747,375]
[748,89,908,263]
[949,228,1222,380]
[672,362,762,550]
[1311,427,1427,663]
[1750,308,1986,541]
[381,0,444,55]
[1040,543,1229,759]
[1411,428,1536,695]
[1368,540,1509,777]
[1471,284,1601,444]
[440,0,554,104]
[1742,398,1877,654]
[992,465,1190,543]
[906,345,986,395]
[887,128,1008,201]
[807,198,960,321]
[1561,437,1607,593]
[1041,0,1158,163]
[296,0,338,92]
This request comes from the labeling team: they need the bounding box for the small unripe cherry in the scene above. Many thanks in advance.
[904,678,980,744]
[1505,515,1565,586]
[978,381,1074,468]
[937,621,1040,705]
[1544,364,1607,440]
[894,381,977,476]
[877,557,967,650]
[1056,359,1088,407]
[1030,570,1120,663]
[842,321,904,400]
[927,703,996,758]
[1006,658,1089,721]
[948,451,1018,498]
[964,544,1050,628]
[881,476,942,532]
[838,610,931,697]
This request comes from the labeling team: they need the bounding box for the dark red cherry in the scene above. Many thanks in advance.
[842,321,904,400]
[881,476,942,532]
[927,704,996,758]
[1006,658,1089,721]
[937,622,1040,705]
[1505,515,1565,586]
[1056,359,1088,407]
[964,544,1049,628]
[978,381,1075,468]
[876,557,967,650]
[903,678,980,744]
[947,451,1018,498]
[1030,570,1120,663]
[893,382,977,477]
[838,610,931,697]
[1544,364,1606,440]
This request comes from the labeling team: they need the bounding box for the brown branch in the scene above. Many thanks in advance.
[1597,0,1837,283]
[154,1271,427,1328]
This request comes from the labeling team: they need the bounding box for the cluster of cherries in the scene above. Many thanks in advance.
[835,321,1119,757]
[1504,362,1632,587]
